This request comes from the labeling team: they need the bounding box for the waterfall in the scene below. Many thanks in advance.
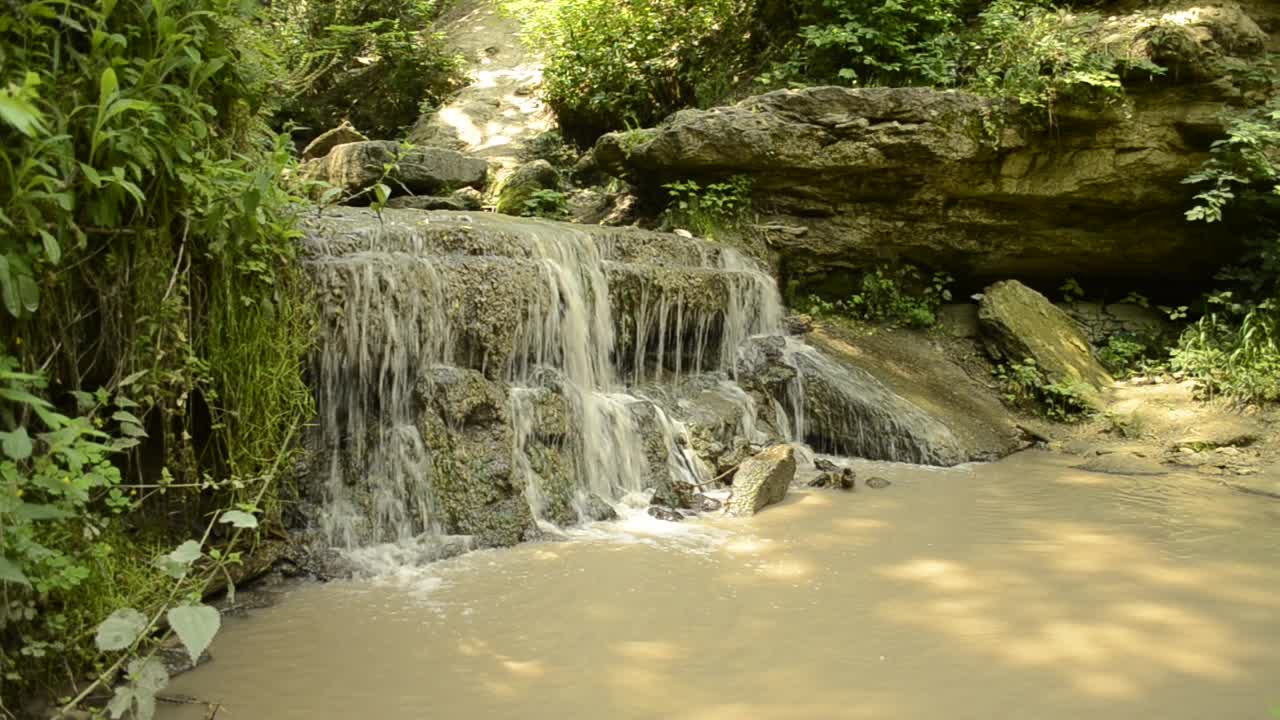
[305,210,786,549]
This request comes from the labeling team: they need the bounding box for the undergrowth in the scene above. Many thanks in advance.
[797,265,954,329]
[995,358,1095,422]
[0,0,314,710]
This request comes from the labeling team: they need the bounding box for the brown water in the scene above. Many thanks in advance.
[160,451,1280,720]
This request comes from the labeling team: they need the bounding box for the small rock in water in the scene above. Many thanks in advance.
[809,468,856,491]
[581,493,619,521]
[866,476,891,489]
[693,493,723,513]
[808,472,835,488]
[647,505,683,522]
[814,458,839,472]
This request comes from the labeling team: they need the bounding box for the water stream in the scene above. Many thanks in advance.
[160,452,1280,720]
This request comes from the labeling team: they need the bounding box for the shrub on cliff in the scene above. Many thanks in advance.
[503,0,758,142]
[267,0,464,141]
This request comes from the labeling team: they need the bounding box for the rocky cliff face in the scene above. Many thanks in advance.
[594,1,1273,293]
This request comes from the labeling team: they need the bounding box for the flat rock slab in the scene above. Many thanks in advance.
[979,280,1112,409]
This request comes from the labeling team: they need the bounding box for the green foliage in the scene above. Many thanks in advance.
[995,358,1094,422]
[522,189,570,219]
[662,176,753,239]
[504,0,756,140]
[519,131,579,168]
[266,0,464,139]
[0,0,313,703]
[798,265,952,329]
[765,0,962,88]
[1170,294,1280,404]
[1059,277,1086,303]
[1184,96,1280,224]
[1174,93,1280,405]
[961,0,1162,118]
[1097,334,1153,378]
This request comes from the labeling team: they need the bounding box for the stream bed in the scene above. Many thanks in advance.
[159,451,1280,720]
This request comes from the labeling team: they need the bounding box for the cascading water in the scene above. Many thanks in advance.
[305,209,787,554]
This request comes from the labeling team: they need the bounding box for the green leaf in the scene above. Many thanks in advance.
[36,230,60,265]
[112,410,144,426]
[95,607,148,651]
[0,556,29,586]
[166,604,221,664]
[1,427,32,460]
[0,255,18,317]
[119,422,148,438]
[16,503,73,521]
[119,370,148,387]
[0,87,46,137]
[99,67,119,108]
[155,540,201,578]
[107,687,135,719]
[16,272,38,313]
[128,657,169,693]
[219,509,258,529]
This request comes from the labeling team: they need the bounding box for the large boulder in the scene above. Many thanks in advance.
[979,280,1113,408]
[726,444,796,516]
[805,325,1023,463]
[302,141,489,198]
[736,334,1016,466]
[595,0,1273,292]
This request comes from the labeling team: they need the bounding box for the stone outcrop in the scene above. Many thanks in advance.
[594,1,1272,289]
[302,141,489,198]
[726,444,796,516]
[979,280,1113,408]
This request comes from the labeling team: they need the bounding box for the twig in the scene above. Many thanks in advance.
[691,463,740,490]
[205,703,223,720]
[157,694,205,705]
[162,222,189,304]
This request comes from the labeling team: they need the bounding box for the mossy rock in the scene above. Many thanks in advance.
[496,160,560,216]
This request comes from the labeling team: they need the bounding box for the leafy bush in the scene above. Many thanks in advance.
[523,189,570,218]
[1173,93,1280,405]
[662,176,753,239]
[798,265,953,329]
[961,0,1163,118]
[762,0,962,88]
[504,0,757,141]
[1097,334,1154,377]
[995,358,1095,422]
[1170,294,1280,404]
[266,0,464,140]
